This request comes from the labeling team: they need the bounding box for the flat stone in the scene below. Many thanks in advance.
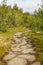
[13,32,22,38]
[22,48,36,54]
[13,51,21,55]
[3,52,15,61]
[11,44,17,48]
[20,45,28,49]
[7,57,27,65]
[11,47,22,52]
[14,32,22,36]
[26,44,32,48]
[14,38,21,43]
[18,55,36,62]
[31,61,41,65]
[21,40,27,45]
[15,44,22,48]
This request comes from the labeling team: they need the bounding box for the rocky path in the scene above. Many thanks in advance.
[3,32,41,65]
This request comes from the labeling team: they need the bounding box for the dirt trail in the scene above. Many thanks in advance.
[3,32,41,65]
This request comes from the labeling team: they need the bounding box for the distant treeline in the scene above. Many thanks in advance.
[0,0,43,32]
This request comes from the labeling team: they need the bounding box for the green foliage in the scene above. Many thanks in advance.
[0,1,43,65]
[0,1,43,32]
[23,32,43,65]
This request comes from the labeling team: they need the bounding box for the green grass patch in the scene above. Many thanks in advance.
[0,46,6,58]
[0,26,26,58]
[23,32,43,64]
[0,26,26,39]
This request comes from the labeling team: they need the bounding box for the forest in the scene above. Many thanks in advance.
[0,0,43,32]
[0,0,43,65]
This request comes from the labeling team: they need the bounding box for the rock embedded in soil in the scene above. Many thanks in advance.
[31,61,41,65]
[3,32,41,65]
[18,55,36,62]
[3,52,15,61]
[7,57,27,65]
[22,48,36,54]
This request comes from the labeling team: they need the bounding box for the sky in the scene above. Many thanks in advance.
[0,0,41,13]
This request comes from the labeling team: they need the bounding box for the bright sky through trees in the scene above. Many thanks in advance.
[0,0,41,13]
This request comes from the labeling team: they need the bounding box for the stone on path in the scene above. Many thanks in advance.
[7,57,27,65]
[13,32,22,39]
[3,52,15,61]
[3,32,41,65]
[22,48,36,54]
[11,47,22,52]
[31,61,41,65]
[18,55,36,62]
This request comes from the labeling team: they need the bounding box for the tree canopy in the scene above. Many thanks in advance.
[0,0,43,32]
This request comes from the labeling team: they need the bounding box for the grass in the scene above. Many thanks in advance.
[0,26,26,59]
[0,27,43,65]
[0,26,26,39]
[0,61,3,65]
[23,31,43,64]
[0,47,6,58]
